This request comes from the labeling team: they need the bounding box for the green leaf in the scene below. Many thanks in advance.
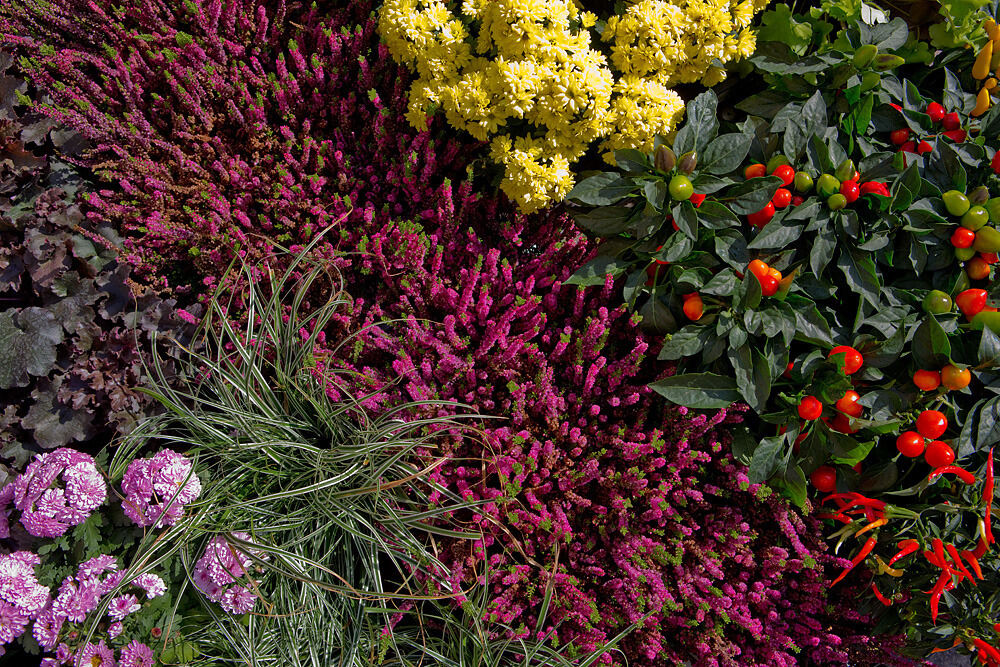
[777,465,808,508]
[756,5,813,54]
[673,91,720,156]
[696,201,740,229]
[567,173,637,206]
[714,229,749,269]
[911,316,952,369]
[643,179,666,210]
[747,219,803,249]
[810,224,837,276]
[747,435,784,483]
[958,396,1000,458]
[979,326,1000,366]
[572,206,635,236]
[701,133,752,175]
[700,269,738,297]
[614,148,648,173]
[731,344,771,411]
[672,202,698,241]
[793,305,835,346]
[836,246,882,308]
[722,176,783,215]
[648,372,741,408]
[658,326,711,360]
[562,256,627,287]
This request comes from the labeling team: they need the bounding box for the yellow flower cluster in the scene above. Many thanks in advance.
[378,0,763,212]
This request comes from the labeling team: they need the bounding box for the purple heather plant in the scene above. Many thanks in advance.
[1,1,914,664]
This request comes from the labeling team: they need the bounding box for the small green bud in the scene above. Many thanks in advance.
[654,146,676,172]
[852,44,879,68]
[873,54,906,71]
[678,151,698,174]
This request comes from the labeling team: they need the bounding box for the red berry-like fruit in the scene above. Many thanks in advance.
[925,440,956,468]
[810,466,837,492]
[956,288,989,317]
[917,140,933,155]
[744,163,767,179]
[926,102,946,123]
[912,369,942,391]
[829,345,863,374]
[690,193,706,207]
[791,195,804,206]
[772,188,792,208]
[993,151,1000,176]
[759,274,779,296]
[896,431,926,457]
[916,409,948,439]
[772,164,795,187]
[798,396,823,421]
[831,413,859,434]
[899,140,917,154]
[942,112,961,131]
[840,180,860,204]
[890,128,910,145]
[835,390,863,417]
[943,129,967,142]
[952,227,977,248]
[747,201,776,228]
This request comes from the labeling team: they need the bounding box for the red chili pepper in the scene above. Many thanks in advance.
[975,535,990,558]
[888,539,920,565]
[933,538,949,571]
[817,511,852,524]
[962,549,985,580]
[975,638,1000,665]
[830,537,877,587]
[928,465,977,484]
[986,448,995,545]
[871,582,893,606]
[946,543,976,584]
[929,570,951,624]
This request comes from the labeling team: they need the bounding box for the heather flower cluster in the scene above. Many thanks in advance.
[120,449,202,528]
[2,1,908,664]
[193,532,267,615]
[1,448,106,538]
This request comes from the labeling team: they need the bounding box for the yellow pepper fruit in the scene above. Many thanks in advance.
[973,86,992,116]
[988,18,1000,42]
[975,41,994,80]
[988,77,998,90]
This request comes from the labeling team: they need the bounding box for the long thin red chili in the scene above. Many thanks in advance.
[933,538,949,572]
[986,448,995,545]
[962,550,985,580]
[929,570,950,624]
[928,465,976,484]
[871,582,892,606]
[974,638,1000,665]
[888,539,919,565]
[974,535,990,558]
[830,537,876,587]
[946,543,976,584]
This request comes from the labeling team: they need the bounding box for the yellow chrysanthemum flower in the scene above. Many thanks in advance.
[378,0,763,212]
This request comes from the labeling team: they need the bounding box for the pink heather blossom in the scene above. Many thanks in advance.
[75,639,115,667]
[107,594,141,621]
[193,532,267,614]
[12,449,106,537]
[119,640,154,667]
[131,574,166,599]
[120,449,201,528]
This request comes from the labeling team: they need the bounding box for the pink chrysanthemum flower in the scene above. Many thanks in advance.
[75,639,116,667]
[119,640,154,667]
[12,449,106,538]
[0,550,50,651]
[193,532,267,614]
[107,594,141,621]
[120,450,201,528]
[131,574,166,599]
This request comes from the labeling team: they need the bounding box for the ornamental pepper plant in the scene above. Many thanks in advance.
[565,9,1000,662]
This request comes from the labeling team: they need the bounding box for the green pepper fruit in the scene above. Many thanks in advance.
[987,198,1000,223]
[834,159,856,182]
[668,174,694,200]
[853,44,879,68]
[972,310,1000,332]
[962,206,990,230]
[943,190,971,217]
[955,246,977,261]
[873,54,906,71]
[827,193,848,210]
[860,71,881,91]
[793,171,814,193]
[973,226,1000,253]
[654,146,676,172]
[678,151,698,175]
[970,186,990,205]
[923,290,953,314]
[817,173,840,198]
